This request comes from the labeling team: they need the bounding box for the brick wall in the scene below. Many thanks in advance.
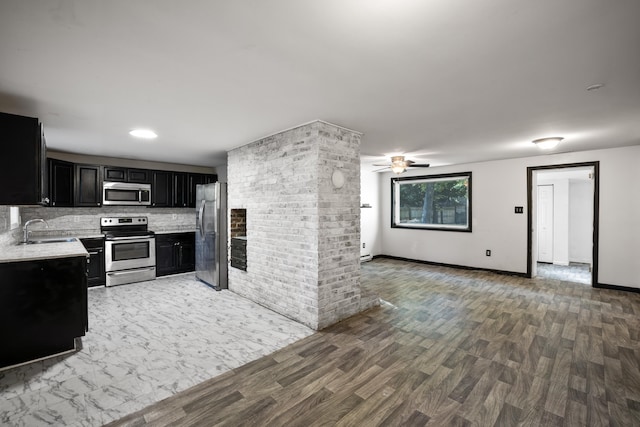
[230,209,246,238]
[227,120,364,330]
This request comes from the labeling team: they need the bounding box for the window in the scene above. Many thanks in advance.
[392,172,472,231]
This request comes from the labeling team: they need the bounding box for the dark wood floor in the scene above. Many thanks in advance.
[108,258,640,426]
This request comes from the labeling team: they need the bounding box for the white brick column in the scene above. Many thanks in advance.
[227,120,364,330]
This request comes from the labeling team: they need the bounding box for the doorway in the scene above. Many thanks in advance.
[527,162,599,286]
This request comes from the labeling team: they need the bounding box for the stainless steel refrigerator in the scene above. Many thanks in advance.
[195,182,228,290]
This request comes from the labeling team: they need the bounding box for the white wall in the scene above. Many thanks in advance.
[569,180,593,264]
[360,165,381,257]
[377,145,640,289]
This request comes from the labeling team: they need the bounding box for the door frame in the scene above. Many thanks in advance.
[526,161,600,286]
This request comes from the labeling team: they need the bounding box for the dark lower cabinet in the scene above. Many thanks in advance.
[75,164,102,207]
[48,158,74,207]
[156,232,195,276]
[81,237,105,287]
[0,256,88,369]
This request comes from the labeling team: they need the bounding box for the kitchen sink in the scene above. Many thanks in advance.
[23,237,78,245]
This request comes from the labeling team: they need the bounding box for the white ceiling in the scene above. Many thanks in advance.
[1,0,639,169]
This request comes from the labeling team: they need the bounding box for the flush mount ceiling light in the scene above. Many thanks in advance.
[532,137,563,150]
[129,129,158,139]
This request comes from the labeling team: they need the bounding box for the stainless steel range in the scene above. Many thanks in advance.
[101,216,156,287]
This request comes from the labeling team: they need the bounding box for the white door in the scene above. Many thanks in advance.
[537,185,554,263]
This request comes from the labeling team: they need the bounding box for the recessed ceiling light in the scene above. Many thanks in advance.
[129,129,158,139]
[532,137,563,150]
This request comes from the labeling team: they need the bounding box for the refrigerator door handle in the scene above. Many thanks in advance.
[198,199,206,238]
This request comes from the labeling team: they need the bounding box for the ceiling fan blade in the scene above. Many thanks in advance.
[408,163,430,167]
[372,167,391,172]
[372,163,391,166]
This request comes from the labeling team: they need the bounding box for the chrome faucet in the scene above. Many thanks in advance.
[23,218,49,243]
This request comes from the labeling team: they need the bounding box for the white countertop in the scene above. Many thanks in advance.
[0,238,88,264]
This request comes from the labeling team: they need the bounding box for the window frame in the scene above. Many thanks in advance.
[391,171,472,232]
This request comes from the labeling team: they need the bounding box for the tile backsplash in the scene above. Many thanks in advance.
[18,206,196,239]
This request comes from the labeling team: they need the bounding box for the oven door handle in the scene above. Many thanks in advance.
[106,235,154,242]
[107,267,156,276]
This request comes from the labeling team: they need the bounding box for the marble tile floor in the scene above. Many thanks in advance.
[536,261,591,285]
[0,274,314,426]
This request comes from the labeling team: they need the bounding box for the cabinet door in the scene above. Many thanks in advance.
[0,256,87,368]
[187,173,216,208]
[48,158,74,207]
[75,164,102,207]
[81,238,105,287]
[155,235,177,276]
[127,168,151,184]
[173,172,188,207]
[0,112,46,205]
[151,171,172,207]
[177,233,196,272]
[104,167,126,182]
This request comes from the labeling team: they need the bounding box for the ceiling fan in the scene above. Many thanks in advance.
[373,155,430,174]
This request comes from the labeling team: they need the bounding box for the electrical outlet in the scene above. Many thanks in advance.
[514,206,524,214]
[486,249,491,256]
[172,214,177,220]
[362,243,366,249]
[74,216,80,223]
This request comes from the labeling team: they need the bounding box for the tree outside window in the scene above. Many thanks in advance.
[392,172,472,231]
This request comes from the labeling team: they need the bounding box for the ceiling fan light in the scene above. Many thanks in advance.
[532,137,563,150]
[391,164,406,174]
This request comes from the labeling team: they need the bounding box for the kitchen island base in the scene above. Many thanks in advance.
[0,256,88,370]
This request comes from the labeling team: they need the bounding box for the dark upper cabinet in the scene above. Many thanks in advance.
[48,158,74,207]
[127,168,151,183]
[75,164,102,207]
[104,166,126,182]
[151,170,173,207]
[155,232,195,276]
[0,112,48,205]
[173,172,188,208]
[104,166,151,184]
[188,173,217,208]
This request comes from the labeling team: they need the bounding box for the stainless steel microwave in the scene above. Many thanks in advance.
[103,181,151,206]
